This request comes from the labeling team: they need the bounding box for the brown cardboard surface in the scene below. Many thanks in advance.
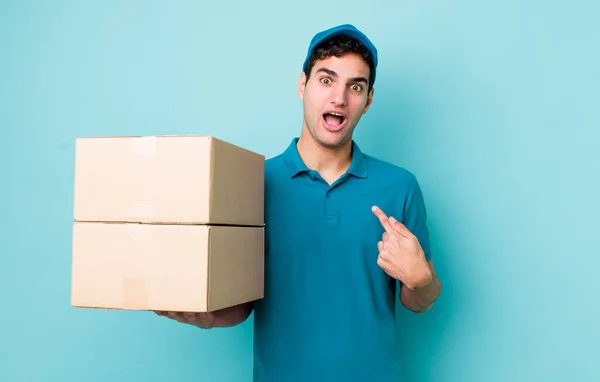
[207,223,265,311]
[71,222,264,312]
[73,135,265,226]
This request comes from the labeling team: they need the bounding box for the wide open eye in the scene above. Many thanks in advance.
[351,84,363,92]
[320,77,332,85]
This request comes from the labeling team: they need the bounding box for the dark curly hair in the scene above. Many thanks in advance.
[303,34,376,92]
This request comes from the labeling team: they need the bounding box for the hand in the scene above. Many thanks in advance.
[153,311,215,328]
[371,206,432,289]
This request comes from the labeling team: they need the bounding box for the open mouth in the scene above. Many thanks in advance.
[322,111,347,131]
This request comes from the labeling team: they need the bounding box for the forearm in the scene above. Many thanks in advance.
[400,273,441,313]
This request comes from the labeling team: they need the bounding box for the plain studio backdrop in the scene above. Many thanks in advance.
[1,1,598,381]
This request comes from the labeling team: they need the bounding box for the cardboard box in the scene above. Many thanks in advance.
[73,135,265,226]
[71,222,264,312]
[71,135,265,312]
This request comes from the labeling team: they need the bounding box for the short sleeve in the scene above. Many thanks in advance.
[402,175,432,261]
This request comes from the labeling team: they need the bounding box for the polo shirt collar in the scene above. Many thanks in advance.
[283,137,368,179]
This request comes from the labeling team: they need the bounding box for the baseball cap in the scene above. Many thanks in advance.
[302,24,378,84]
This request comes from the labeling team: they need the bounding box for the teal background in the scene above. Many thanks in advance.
[1,1,598,381]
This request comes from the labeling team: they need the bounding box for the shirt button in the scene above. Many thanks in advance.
[326,191,331,197]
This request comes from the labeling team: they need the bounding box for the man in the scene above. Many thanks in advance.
[156,24,441,381]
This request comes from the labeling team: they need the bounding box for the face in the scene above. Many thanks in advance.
[298,53,374,149]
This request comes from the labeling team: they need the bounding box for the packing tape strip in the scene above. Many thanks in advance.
[122,277,148,309]
[125,222,153,243]
[132,136,157,155]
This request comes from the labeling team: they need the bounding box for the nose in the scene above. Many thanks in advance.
[330,84,347,107]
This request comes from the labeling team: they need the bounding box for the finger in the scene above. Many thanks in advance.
[377,255,391,272]
[196,314,214,328]
[167,312,186,323]
[383,242,399,255]
[377,240,383,252]
[186,312,214,328]
[388,216,410,237]
[371,206,394,233]
[383,240,393,251]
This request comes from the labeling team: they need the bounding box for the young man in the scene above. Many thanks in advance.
[156,24,441,381]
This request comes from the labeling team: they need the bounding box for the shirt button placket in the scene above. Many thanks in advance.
[323,189,338,225]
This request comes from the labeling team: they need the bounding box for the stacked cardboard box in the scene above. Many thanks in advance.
[70,135,265,313]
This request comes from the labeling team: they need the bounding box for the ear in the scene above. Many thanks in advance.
[297,72,307,100]
[363,87,375,114]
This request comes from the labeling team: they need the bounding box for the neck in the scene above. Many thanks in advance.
[296,126,353,181]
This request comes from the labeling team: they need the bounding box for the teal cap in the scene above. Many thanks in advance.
[302,24,378,84]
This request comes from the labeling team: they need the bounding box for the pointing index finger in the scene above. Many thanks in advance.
[372,206,394,233]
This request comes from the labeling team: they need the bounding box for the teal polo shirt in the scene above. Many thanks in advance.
[253,138,431,382]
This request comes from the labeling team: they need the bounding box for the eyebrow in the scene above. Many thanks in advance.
[315,67,369,85]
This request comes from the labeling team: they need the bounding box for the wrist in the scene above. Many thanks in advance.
[405,268,433,290]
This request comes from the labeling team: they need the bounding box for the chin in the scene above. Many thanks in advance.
[315,130,351,149]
